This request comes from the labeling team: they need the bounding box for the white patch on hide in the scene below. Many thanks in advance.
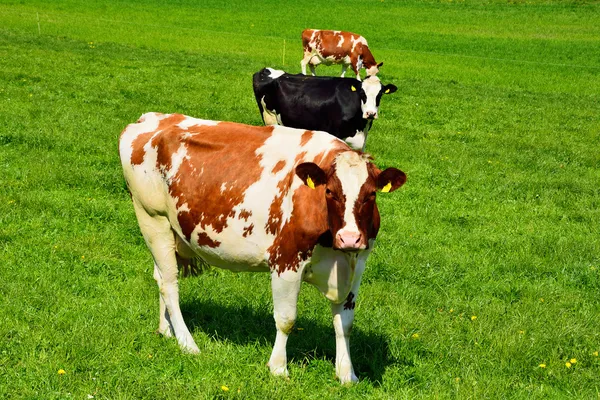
[266,68,285,79]
[334,152,369,234]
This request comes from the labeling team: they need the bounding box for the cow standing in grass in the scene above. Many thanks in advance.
[301,29,383,80]
[253,68,397,151]
[119,112,406,383]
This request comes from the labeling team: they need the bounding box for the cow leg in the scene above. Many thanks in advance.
[340,64,348,78]
[309,64,317,76]
[268,269,302,377]
[330,256,368,384]
[300,53,311,75]
[154,264,173,337]
[353,65,362,81]
[350,57,362,81]
[331,300,358,384]
[133,201,199,354]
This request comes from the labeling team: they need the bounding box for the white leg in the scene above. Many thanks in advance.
[267,269,303,377]
[154,264,173,337]
[330,254,369,384]
[133,201,199,354]
[301,53,311,75]
[340,64,348,78]
[331,299,358,384]
[309,64,317,76]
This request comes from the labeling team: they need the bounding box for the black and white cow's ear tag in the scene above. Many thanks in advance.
[380,182,392,193]
[306,176,316,189]
[351,86,357,92]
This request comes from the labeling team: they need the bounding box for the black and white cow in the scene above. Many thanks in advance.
[252,68,397,151]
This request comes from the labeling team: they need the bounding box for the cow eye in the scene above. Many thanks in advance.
[363,192,376,203]
[326,188,339,202]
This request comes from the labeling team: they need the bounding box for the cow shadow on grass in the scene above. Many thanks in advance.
[181,298,394,385]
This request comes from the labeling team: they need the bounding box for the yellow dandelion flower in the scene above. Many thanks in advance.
[455,377,460,383]
[565,362,572,368]
[449,308,454,313]
[539,364,546,368]
[148,354,152,359]
[519,330,525,335]
[471,315,477,321]
[540,298,544,302]
[411,333,420,339]
[58,369,66,375]
[570,358,577,364]
[221,386,229,392]
[593,351,598,357]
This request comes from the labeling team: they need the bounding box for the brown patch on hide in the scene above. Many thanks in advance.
[300,130,313,147]
[272,160,286,174]
[149,119,273,245]
[242,223,254,238]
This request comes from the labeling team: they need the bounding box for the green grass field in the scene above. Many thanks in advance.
[1,0,599,398]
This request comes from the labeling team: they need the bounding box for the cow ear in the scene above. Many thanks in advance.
[377,62,384,68]
[296,162,327,189]
[383,84,397,95]
[377,167,406,193]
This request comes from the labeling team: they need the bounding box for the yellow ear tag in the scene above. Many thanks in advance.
[306,176,315,189]
[385,88,390,94]
[381,182,392,193]
[351,86,356,92]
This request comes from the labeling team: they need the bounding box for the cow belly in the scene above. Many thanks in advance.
[311,54,350,66]
[302,244,371,303]
[181,225,272,272]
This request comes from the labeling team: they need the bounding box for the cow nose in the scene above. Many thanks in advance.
[365,112,377,120]
[335,230,364,251]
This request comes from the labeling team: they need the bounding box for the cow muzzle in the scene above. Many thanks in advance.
[363,111,378,120]
[334,230,366,252]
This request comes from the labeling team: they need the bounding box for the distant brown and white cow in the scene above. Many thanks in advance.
[301,29,383,81]
[119,113,406,384]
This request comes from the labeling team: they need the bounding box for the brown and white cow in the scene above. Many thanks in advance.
[119,113,406,384]
[301,29,383,81]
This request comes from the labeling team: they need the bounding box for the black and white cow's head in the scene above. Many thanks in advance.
[354,75,397,120]
[296,151,406,252]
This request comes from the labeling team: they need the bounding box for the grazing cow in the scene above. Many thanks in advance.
[119,112,406,384]
[253,68,397,151]
[301,29,383,80]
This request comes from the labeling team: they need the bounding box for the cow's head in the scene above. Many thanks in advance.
[296,151,406,252]
[354,74,397,120]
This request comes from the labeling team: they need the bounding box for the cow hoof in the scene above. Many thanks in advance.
[156,327,173,338]
[339,372,358,385]
[181,341,200,354]
[268,363,289,379]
